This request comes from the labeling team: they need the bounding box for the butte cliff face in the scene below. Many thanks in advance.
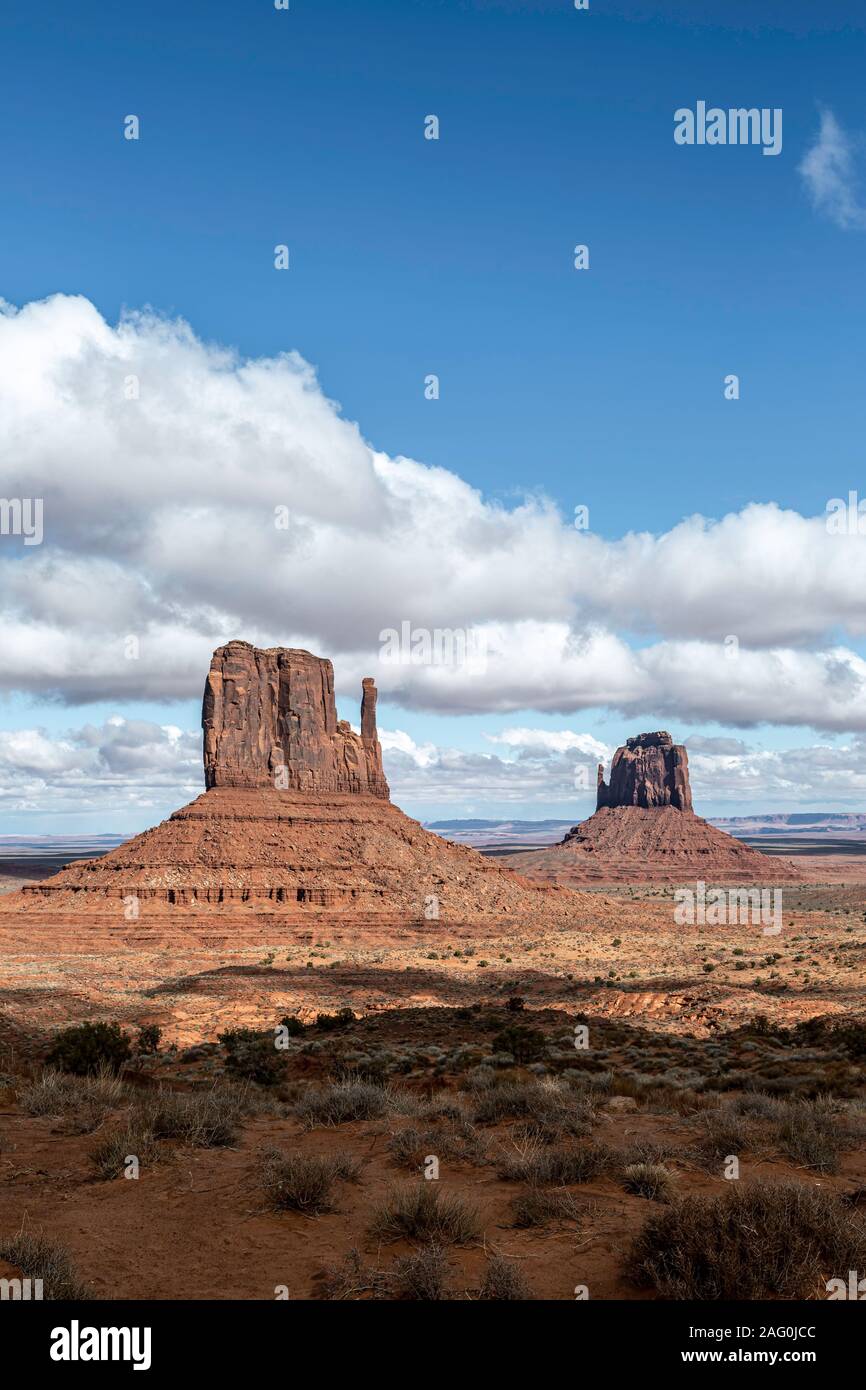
[2,642,579,926]
[504,730,799,886]
[596,731,692,812]
[202,642,388,797]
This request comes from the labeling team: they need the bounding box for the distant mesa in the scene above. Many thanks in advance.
[0,640,577,926]
[504,730,800,886]
[595,731,692,812]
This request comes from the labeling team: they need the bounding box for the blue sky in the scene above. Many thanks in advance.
[2,0,866,830]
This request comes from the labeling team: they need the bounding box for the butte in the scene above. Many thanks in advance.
[0,641,579,932]
[503,731,800,886]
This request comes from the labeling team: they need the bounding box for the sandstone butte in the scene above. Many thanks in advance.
[503,732,801,886]
[0,641,577,929]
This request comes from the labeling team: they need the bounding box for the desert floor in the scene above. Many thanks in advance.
[0,860,864,1301]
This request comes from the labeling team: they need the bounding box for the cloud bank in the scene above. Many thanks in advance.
[3,719,865,820]
[1,294,865,732]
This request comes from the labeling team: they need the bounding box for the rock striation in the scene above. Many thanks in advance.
[596,731,692,812]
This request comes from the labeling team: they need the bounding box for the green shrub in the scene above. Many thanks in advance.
[218,1028,283,1085]
[279,1015,306,1037]
[491,1025,546,1064]
[315,1008,356,1032]
[136,1024,161,1056]
[46,1022,132,1076]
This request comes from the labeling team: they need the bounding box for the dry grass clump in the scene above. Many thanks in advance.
[89,1122,160,1180]
[691,1103,763,1167]
[628,1183,866,1299]
[510,1187,585,1228]
[19,1066,126,1134]
[295,1078,390,1128]
[773,1096,848,1175]
[387,1119,488,1170]
[369,1182,480,1246]
[478,1253,532,1300]
[261,1148,360,1214]
[497,1140,613,1186]
[389,1244,450,1300]
[621,1162,676,1201]
[321,1245,450,1300]
[140,1086,246,1148]
[693,1094,852,1174]
[0,1231,92,1300]
[472,1080,594,1140]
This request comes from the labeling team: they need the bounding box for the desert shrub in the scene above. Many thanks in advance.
[369,1183,480,1246]
[506,996,525,1013]
[727,1092,785,1121]
[498,1141,612,1186]
[616,1140,675,1168]
[390,1244,449,1300]
[279,1014,306,1037]
[315,1008,356,1032]
[412,1094,467,1122]
[510,1187,584,1228]
[261,1148,360,1214]
[472,1081,592,1138]
[621,1162,675,1201]
[141,1087,246,1147]
[19,1066,125,1133]
[89,1123,160,1181]
[0,1232,92,1300]
[692,1103,761,1165]
[295,1078,390,1128]
[490,1025,546,1064]
[387,1121,487,1170]
[136,1024,161,1056]
[46,1021,132,1076]
[218,1028,283,1086]
[774,1097,846,1174]
[321,1249,391,1300]
[321,1246,448,1301]
[479,1253,531,1300]
[628,1183,866,1299]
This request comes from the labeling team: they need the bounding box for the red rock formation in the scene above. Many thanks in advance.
[504,731,799,886]
[596,731,692,812]
[1,642,578,926]
[202,641,388,798]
